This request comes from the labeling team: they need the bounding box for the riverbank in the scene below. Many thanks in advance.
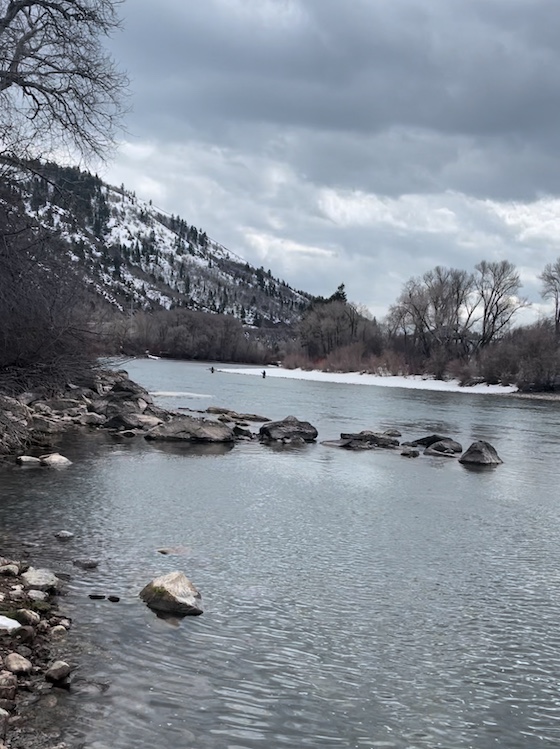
[218,366,519,395]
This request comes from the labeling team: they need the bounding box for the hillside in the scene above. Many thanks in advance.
[21,163,311,327]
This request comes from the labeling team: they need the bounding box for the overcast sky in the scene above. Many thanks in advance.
[102,0,560,322]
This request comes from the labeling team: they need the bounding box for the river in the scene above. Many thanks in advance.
[1,359,560,748]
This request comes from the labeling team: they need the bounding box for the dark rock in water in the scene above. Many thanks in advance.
[339,431,400,449]
[400,447,420,458]
[140,571,203,616]
[409,434,450,448]
[88,594,105,600]
[459,440,503,466]
[259,416,318,443]
[107,595,120,603]
[233,425,253,439]
[73,558,99,570]
[145,415,234,443]
[424,440,460,457]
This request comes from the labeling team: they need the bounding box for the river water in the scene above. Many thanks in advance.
[1,359,560,749]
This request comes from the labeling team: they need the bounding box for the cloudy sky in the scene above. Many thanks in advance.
[102,0,560,322]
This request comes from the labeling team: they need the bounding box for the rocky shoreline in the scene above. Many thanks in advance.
[0,555,76,749]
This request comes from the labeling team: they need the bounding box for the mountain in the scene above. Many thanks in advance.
[21,162,312,327]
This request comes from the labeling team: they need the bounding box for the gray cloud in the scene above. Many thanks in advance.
[103,0,560,319]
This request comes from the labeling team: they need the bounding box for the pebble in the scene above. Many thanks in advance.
[27,589,48,602]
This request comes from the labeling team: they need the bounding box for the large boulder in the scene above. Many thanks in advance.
[459,440,503,466]
[259,415,318,443]
[139,571,203,616]
[145,415,234,443]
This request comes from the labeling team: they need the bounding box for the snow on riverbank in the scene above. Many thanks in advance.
[219,367,517,395]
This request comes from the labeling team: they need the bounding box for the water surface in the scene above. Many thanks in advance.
[1,359,559,748]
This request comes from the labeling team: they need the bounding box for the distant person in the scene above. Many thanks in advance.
[210,366,215,374]
[262,370,266,378]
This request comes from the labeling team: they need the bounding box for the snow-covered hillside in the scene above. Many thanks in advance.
[22,163,311,326]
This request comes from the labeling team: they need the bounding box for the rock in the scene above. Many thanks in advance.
[45,660,72,683]
[0,707,8,738]
[27,590,47,602]
[15,610,40,626]
[235,412,270,422]
[409,434,450,448]
[233,425,253,439]
[15,456,41,465]
[50,625,67,640]
[107,595,120,603]
[88,594,105,600]
[104,412,163,431]
[30,415,65,434]
[72,558,99,570]
[139,571,203,616]
[459,440,503,466]
[4,653,32,675]
[339,431,400,449]
[54,530,74,540]
[0,672,17,701]
[145,415,234,443]
[21,567,60,592]
[383,428,402,437]
[424,441,458,457]
[259,416,318,443]
[0,618,21,633]
[401,447,420,458]
[39,453,72,467]
[0,566,19,577]
[74,412,106,426]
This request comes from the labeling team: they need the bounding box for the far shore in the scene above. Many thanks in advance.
[218,366,519,395]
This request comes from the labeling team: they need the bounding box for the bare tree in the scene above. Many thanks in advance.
[473,260,528,348]
[539,258,560,336]
[0,0,128,169]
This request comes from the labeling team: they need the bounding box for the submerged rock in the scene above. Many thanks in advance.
[140,571,203,616]
[459,440,503,466]
[39,452,72,467]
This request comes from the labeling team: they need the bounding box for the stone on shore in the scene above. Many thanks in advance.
[459,440,503,466]
[259,415,318,443]
[21,568,60,592]
[145,415,234,443]
[0,617,21,633]
[4,653,32,676]
[139,571,203,616]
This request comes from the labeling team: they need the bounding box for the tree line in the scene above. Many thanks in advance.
[287,263,560,391]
